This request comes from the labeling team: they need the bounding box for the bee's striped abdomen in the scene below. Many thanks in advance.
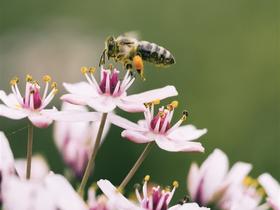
[137,41,175,66]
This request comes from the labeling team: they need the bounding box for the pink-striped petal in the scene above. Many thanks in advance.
[60,94,88,106]
[97,179,142,210]
[28,112,53,128]
[63,82,98,97]
[108,113,145,131]
[0,105,27,120]
[121,130,152,144]
[168,125,207,141]
[155,136,205,152]
[117,100,146,113]
[125,85,178,103]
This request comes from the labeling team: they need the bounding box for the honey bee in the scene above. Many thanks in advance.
[99,33,175,80]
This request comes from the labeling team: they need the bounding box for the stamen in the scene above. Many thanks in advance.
[26,74,33,82]
[43,75,52,83]
[109,64,113,70]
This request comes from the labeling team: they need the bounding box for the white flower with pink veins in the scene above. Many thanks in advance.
[187,149,267,210]
[259,173,280,210]
[109,100,207,152]
[0,75,58,128]
[97,177,209,210]
[61,66,178,113]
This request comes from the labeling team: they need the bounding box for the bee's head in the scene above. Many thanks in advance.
[106,36,117,58]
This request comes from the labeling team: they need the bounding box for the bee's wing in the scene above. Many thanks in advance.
[121,31,141,40]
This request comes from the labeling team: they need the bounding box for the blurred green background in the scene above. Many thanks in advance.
[0,0,279,203]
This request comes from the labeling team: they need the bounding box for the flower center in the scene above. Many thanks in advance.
[81,66,135,97]
[146,101,188,134]
[9,74,58,111]
[135,176,179,210]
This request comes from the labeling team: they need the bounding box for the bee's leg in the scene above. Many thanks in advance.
[99,49,106,67]
[133,55,145,81]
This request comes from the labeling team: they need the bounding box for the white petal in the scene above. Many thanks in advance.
[125,85,178,103]
[155,135,205,152]
[63,82,98,97]
[46,109,101,122]
[97,179,142,210]
[15,155,49,180]
[2,176,57,210]
[108,113,146,131]
[121,130,152,144]
[45,174,88,210]
[28,112,53,128]
[0,104,27,120]
[258,173,280,200]
[0,91,18,108]
[87,96,117,113]
[223,161,252,186]
[117,100,146,113]
[168,125,207,141]
[60,94,88,106]
[187,163,200,201]
[169,203,210,210]
[0,131,15,176]
[195,149,229,205]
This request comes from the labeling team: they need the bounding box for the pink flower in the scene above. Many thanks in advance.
[0,75,58,128]
[61,66,178,113]
[54,102,110,178]
[187,149,266,210]
[109,101,207,152]
[259,173,280,210]
[97,178,209,210]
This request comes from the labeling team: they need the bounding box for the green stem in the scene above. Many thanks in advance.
[118,142,154,190]
[78,112,108,196]
[26,122,33,180]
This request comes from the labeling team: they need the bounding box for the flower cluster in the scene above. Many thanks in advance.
[0,37,279,210]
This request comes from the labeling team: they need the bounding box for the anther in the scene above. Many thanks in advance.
[134,183,141,190]
[80,66,89,74]
[89,67,96,74]
[51,82,57,89]
[109,64,113,70]
[10,77,19,86]
[152,99,160,105]
[144,175,150,182]
[173,181,179,188]
[167,101,179,110]
[181,110,189,121]
[26,74,33,82]
[43,75,52,82]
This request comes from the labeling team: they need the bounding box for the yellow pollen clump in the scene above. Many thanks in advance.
[89,67,96,74]
[43,75,52,82]
[165,186,171,192]
[26,74,33,82]
[144,175,150,182]
[80,66,89,74]
[173,180,179,188]
[167,100,179,110]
